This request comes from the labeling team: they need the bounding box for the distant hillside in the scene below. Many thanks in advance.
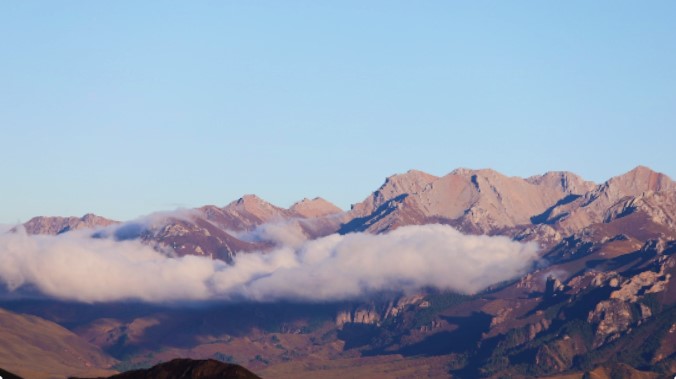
[0,308,116,379]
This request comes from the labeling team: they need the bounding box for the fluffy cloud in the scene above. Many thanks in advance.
[0,224,538,303]
[0,227,219,302]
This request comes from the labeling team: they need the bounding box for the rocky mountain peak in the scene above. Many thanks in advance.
[380,170,439,196]
[289,197,343,218]
[219,194,291,230]
[604,166,674,195]
[233,194,268,207]
[225,194,283,215]
[350,170,437,216]
[577,166,673,211]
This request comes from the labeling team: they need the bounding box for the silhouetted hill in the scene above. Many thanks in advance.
[74,359,261,379]
[0,367,23,379]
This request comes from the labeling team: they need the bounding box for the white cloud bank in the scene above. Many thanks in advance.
[0,224,538,303]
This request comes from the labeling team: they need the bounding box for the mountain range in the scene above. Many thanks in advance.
[1,165,674,378]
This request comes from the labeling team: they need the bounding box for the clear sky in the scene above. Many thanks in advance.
[1,1,675,223]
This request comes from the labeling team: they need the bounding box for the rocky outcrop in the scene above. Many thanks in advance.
[336,305,381,327]
[587,300,636,347]
[587,256,673,347]
[610,270,670,303]
[591,272,622,289]
[533,334,587,374]
[528,318,552,340]
[603,191,676,227]
[513,224,563,246]
[544,276,566,299]
[336,295,428,327]
[384,294,427,318]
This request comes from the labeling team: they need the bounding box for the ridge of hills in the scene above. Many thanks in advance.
[1,165,675,378]
[19,166,673,252]
[17,166,675,269]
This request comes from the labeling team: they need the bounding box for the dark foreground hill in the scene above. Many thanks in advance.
[0,367,23,379]
[73,359,261,379]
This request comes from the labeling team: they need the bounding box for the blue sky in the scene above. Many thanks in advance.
[1,1,675,223]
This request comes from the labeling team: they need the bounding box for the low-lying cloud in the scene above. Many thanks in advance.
[0,224,538,303]
[0,224,12,234]
[233,219,309,249]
